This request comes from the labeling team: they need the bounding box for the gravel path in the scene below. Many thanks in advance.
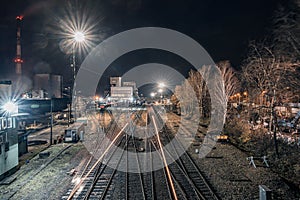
[0,143,88,200]
[189,143,299,199]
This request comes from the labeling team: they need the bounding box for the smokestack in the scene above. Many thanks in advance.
[14,15,24,75]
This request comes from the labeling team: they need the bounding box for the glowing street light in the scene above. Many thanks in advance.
[74,31,85,43]
[158,82,165,88]
[243,91,248,103]
[54,4,99,123]
[71,30,86,81]
[2,101,18,114]
[150,92,155,97]
[158,89,164,103]
[71,31,86,122]
[236,93,241,104]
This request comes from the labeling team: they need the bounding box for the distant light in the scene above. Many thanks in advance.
[150,92,155,97]
[158,82,165,88]
[74,31,85,42]
[16,15,24,20]
[158,89,163,93]
[3,101,18,114]
[99,97,104,102]
[14,58,24,63]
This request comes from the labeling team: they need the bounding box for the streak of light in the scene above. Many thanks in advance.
[152,115,178,200]
[67,123,128,200]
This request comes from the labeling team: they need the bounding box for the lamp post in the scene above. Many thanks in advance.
[158,88,163,103]
[50,98,53,145]
[237,93,241,104]
[243,91,248,103]
[150,92,156,103]
[158,82,165,104]
[71,31,86,122]
[72,31,85,81]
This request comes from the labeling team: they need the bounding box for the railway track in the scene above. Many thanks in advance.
[62,106,219,200]
[151,106,219,200]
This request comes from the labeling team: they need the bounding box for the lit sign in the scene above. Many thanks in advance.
[31,104,40,109]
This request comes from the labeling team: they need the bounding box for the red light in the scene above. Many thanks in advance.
[16,15,24,20]
[14,58,24,63]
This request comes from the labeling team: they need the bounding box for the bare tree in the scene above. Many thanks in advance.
[242,42,300,157]
[243,43,300,105]
[174,63,239,121]
[188,70,206,117]
[217,60,240,102]
[174,81,196,118]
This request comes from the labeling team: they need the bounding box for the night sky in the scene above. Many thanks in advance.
[0,0,282,94]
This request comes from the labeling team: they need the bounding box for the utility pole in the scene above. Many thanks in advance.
[50,98,53,145]
[68,103,70,127]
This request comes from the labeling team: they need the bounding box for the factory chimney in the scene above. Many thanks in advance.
[14,15,24,75]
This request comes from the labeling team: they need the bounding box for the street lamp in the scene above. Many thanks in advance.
[158,88,163,96]
[237,93,241,104]
[74,31,85,43]
[158,88,163,104]
[158,82,165,88]
[243,91,248,102]
[72,31,86,83]
[150,92,155,98]
[3,101,18,114]
[71,31,86,122]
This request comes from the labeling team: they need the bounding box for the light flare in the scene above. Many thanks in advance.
[74,31,85,42]
[49,0,104,57]
[3,102,18,114]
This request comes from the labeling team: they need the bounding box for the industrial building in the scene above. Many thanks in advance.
[110,77,122,87]
[0,81,12,101]
[123,81,138,97]
[33,74,63,98]
[123,81,137,90]
[109,77,138,102]
[110,87,133,101]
